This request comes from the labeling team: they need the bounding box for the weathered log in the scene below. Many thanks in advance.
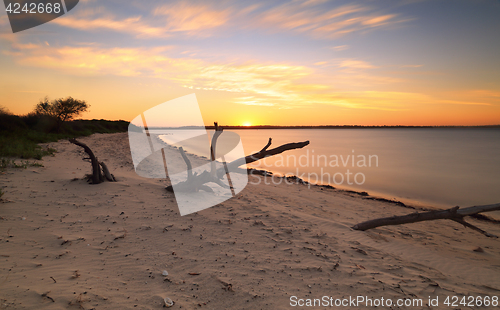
[352,203,500,238]
[69,138,116,184]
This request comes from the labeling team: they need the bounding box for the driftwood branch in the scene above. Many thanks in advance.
[352,203,500,238]
[216,139,309,179]
[167,123,309,193]
[210,122,223,176]
[69,138,116,184]
[259,138,272,153]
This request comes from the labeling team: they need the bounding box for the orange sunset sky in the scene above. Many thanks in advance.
[0,0,499,126]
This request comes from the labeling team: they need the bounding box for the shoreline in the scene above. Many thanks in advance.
[147,125,500,130]
[155,132,451,212]
[246,167,500,215]
[156,130,500,212]
[2,132,500,309]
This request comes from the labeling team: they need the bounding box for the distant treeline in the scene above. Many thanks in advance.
[142,124,500,130]
[0,109,129,159]
[207,124,500,129]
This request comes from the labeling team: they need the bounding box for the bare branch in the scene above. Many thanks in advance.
[166,130,310,194]
[259,138,272,153]
[217,139,309,178]
[451,218,498,238]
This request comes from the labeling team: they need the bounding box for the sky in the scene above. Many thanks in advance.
[0,0,499,126]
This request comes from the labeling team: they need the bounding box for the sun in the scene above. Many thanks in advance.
[242,122,252,127]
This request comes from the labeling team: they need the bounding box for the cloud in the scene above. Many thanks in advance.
[249,2,407,39]
[451,90,500,98]
[44,1,408,40]
[399,64,423,68]
[51,1,237,38]
[439,89,500,105]
[152,2,232,35]
[332,45,349,51]
[4,41,490,111]
[362,14,397,26]
[179,63,325,108]
[3,42,177,76]
[317,91,492,112]
[309,58,380,70]
[233,96,275,107]
[50,8,157,38]
[339,59,378,69]
[2,42,321,107]
[52,15,170,38]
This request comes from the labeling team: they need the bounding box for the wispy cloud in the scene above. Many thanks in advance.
[152,2,232,36]
[180,63,327,108]
[331,45,349,51]
[53,15,169,38]
[45,0,408,40]
[339,59,378,69]
[3,41,490,112]
[249,2,408,39]
[317,90,492,112]
[439,89,500,105]
[51,1,236,38]
[2,42,321,107]
[399,64,423,68]
[233,96,275,107]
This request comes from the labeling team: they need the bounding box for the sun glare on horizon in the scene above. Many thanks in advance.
[242,122,252,127]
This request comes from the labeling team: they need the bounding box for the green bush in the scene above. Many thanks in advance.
[0,113,27,131]
[0,101,128,159]
[0,134,56,159]
[0,120,128,159]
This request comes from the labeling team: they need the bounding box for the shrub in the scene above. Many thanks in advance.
[35,96,89,132]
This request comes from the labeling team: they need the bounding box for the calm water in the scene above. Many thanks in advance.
[231,128,500,208]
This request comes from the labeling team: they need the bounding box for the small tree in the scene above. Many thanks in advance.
[35,96,89,131]
[0,105,10,115]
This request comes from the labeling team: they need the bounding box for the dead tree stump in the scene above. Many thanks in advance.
[69,138,116,184]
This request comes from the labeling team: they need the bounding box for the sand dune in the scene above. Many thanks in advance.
[1,132,499,309]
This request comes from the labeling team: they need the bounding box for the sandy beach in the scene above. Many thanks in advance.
[1,132,500,309]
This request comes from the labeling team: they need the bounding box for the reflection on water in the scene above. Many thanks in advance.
[234,128,500,208]
[157,130,243,163]
[158,128,500,208]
